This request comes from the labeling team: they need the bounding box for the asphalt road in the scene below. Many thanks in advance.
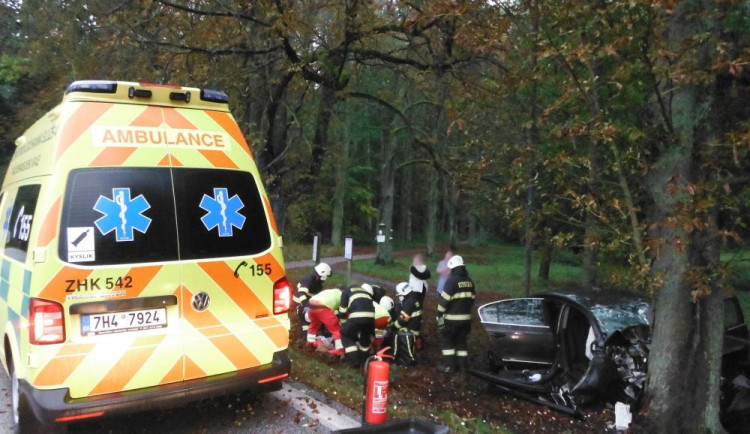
[0,373,360,433]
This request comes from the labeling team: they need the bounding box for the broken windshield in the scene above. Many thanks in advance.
[589,301,650,337]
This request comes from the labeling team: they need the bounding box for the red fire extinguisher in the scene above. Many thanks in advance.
[363,347,393,424]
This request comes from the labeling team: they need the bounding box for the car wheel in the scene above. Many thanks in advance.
[487,350,505,373]
[10,357,65,434]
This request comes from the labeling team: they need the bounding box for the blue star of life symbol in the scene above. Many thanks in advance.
[200,187,246,237]
[94,188,152,242]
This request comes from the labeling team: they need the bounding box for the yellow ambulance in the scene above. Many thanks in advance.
[0,81,291,433]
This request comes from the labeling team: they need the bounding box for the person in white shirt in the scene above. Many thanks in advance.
[409,253,431,306]
[436,250,453,295]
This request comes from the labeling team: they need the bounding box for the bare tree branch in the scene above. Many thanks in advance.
[157,0,272,27]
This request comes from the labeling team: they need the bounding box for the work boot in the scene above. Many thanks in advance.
[437,355,457,373]
[457,358,468,372]
[437,364,456,373]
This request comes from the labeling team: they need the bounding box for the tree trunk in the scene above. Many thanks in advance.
[612,142,647,269]
[469,208,478,248]
[523,184,534,296]
[376,113,398,265]
[271,198,288,236]
[426,168,439,257]
[538,239,552,281]
[446,179,458,250]
[331,107,350,246]
[640,2,723,432]
[399,165,412,241]
[581,210,599,290]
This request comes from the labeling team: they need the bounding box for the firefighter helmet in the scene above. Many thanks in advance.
[447,255,464,269]
[395,282,411,297]
[361,283,374,296]
[315,262,332,281]
[379,296,394,311]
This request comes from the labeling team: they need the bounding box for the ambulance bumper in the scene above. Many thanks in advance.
[20,349,291,425]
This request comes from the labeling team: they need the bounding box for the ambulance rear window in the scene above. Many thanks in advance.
[59,167,271,265]
[60,168,179,265]
[172,168,271,260]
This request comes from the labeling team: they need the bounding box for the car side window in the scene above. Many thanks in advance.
[4,185,41,263]
[724,298,743,329]
[479,298,547,327]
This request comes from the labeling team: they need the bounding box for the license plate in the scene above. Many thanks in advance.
[81,308,167,336]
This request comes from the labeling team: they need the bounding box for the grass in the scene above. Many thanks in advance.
[288,347,512,433]
[352,243,582,298]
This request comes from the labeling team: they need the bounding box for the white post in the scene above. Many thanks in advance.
[344,236,353,285]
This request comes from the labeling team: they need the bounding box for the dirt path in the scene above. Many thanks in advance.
[285,248,424,271]
[285,253,377,270]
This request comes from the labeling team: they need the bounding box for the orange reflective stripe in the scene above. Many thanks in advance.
[34,344,96,387]
[88,334,166,396]
[263,196,279,235]
[37,197,61,247]
[56,103,114,160]
[198,262,269,318]
[126,265,163,297]
[206,111,253,158]
[130,105,164,127]
[254,253,284,283]
[159,357,183,385]
[184,355,207,380]
[38,267,93,302]
[157,154,184,166]
[181,286,261,369]
[89,147,136,166]
[162,107,195,129]
[264,323,288,348]
[198,149,239,169]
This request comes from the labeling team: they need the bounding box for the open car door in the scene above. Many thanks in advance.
[478,298,556,368]
[472,301,593,416]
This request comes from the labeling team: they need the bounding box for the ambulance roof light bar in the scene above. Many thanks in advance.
[200,88,229,104]
[65,80,118,95]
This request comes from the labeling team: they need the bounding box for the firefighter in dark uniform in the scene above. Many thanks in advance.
[394,282,422,338]
[338,283,375,366]
[436,255,475,373]
[292,262,331,343]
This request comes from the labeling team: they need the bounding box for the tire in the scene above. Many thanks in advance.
[10,357,65,434]
[487,349,505,373]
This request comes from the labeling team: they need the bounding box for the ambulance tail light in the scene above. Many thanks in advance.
[273,277,291,315]
[30,298,65,345]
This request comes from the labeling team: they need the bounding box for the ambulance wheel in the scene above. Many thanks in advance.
[10,358,65,434]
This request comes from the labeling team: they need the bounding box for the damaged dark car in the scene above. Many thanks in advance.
[469,290,750,430]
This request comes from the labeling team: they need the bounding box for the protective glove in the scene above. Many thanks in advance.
[436,315,445,331]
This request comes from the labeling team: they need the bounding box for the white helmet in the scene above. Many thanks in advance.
[315,262,332,281]
[361,283,374,296]
[395,282,411,297]
[379,296,394,311]
[447,255,464,269]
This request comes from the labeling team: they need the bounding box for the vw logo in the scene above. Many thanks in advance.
[192,292,211,312]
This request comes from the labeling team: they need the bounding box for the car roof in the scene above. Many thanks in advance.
[540,288,650,310]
